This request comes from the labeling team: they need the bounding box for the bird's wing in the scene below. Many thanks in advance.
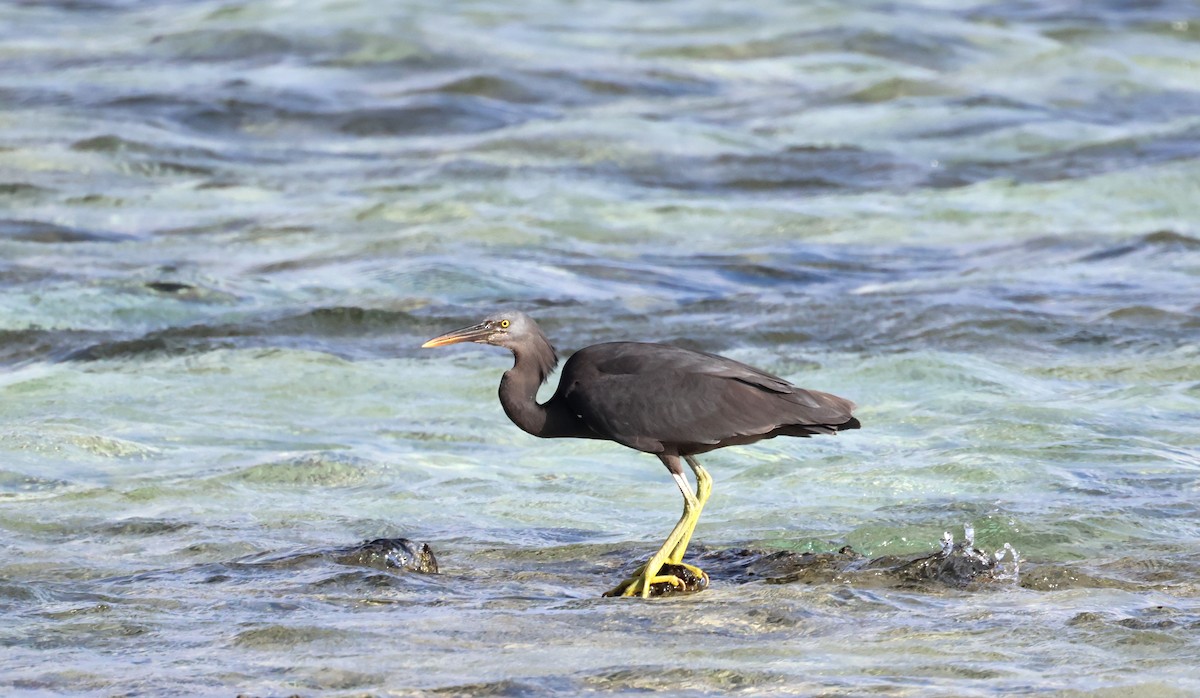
[557,343,855,453]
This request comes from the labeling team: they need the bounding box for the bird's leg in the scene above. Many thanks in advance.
[604,471,699,597]
[688,456,713,508]
[666,456,712,567]
[604,455,708,598]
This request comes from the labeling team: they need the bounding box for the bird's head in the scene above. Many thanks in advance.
[422,310,537,352]
[422,310,559,383]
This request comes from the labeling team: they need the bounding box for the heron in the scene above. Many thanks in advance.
[422,310,859,598]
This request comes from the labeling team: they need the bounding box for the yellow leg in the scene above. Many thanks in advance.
[604,455,711,598]
[668,456,711,564]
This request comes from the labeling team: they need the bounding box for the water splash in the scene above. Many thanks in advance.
[992,543,1022,583]
[940,530,955,555]
[940,524,1021,585]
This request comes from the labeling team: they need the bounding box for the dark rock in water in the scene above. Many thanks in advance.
[646,563,709,597]
[883,541,998,588]
[230,537,439,576]
[601,561,710,597]
[682,535,1014,592]
[145,281,196,294]
[331,538,439,574]
[696,545,866,586]
[1018,564,1132,592]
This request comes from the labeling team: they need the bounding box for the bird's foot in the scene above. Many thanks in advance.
[602,562,709,598]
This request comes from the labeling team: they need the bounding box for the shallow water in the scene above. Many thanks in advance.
[2,0,1199,695]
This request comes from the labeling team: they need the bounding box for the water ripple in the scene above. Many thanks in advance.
[3,0,1200,694]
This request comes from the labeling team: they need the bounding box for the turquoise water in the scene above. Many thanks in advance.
[2,1,1199,695]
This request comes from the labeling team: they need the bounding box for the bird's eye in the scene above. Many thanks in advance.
[499,319,510,329]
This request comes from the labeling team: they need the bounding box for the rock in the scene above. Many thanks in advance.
[330,537,439,574]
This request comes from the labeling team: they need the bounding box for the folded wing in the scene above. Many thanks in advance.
[555,342,857,454]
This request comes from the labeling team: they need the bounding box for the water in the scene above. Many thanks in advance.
[2,0,1199,694]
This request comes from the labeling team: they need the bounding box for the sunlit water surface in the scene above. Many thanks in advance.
[2,0,1199,695]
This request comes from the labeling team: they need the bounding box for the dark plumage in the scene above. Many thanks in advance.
[556,342,858,454]
[423,310,859,597]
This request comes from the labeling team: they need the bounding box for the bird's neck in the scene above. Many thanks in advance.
[498,345,573,439]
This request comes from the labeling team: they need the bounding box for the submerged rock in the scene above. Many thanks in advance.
[677,528,1019,594]
[331,538,439,575]
[876,541,1003,589]
[218,528,1022,597]
[234,537,439,576]
[646,563,710,597]
[597,524,1020,598]
[695,545,866,587]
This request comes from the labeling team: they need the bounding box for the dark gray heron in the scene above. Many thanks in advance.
[422,310,859,598]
